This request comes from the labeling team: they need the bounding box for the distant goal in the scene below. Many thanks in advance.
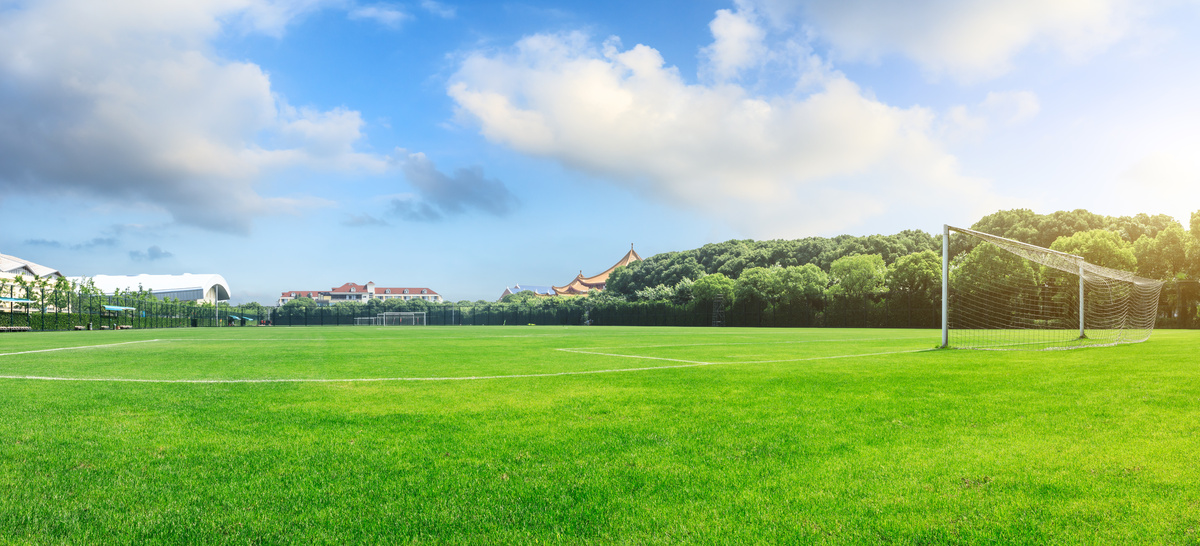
[941,225,1164,350]
[378,311,427,326]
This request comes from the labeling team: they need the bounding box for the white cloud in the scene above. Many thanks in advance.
[348,4,411,28]
[750,0,1141,80]
[942,90,1040,142]
[449,30,997,237]
[982,91,1041,125]
[420,0,456,19]
[701,6,767,81]
[0,0,383,233]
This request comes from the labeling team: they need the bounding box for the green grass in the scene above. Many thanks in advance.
[1,326,1199,543]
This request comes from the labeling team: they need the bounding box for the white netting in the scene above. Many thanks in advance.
[947,226,1163,350]
[378,312,426,326]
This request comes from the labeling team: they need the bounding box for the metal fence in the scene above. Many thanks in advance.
[264,299,942,329]
[2,281,1196,332]
[0,284,266,331]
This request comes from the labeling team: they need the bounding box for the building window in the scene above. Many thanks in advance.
[421,289,427,294]
[402,289,409,294]
[385,289,391,294]
[350,288,355,293]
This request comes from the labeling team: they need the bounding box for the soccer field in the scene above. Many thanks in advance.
[2,326,1198,543]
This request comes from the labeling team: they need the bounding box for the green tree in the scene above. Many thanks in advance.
[828,254,887,299]
[1050,229,1136,272]
[887,250,941,305]
[500,290,540,305]
[733,267,781,304]
[777,264,828,306]
[692,273,735,307]
[1134,225,1190,279]
[282,297,317,309]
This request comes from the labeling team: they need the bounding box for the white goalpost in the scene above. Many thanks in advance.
[941,225,1164,350]
[378,311,427,326]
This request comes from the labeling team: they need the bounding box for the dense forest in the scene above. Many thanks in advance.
[593,208,1200,306]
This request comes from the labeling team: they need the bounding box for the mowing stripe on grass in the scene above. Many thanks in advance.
[555,347,933,365]
[558,336,932,351]
[0,339,161,357]
[0,348,931,383]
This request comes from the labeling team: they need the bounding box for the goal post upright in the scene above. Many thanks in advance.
[941,224,949,349]
[1079,264,1086,339]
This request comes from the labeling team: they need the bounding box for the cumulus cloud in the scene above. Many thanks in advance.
[0,0,385,234]
[129,245,174,261]
[348,4,411,28]
[385,152,518,222]
[748,0,1140,80]
[448,29,996,236]
[701,6,767,81]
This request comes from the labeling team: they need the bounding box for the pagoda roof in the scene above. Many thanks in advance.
[551,246,642,295]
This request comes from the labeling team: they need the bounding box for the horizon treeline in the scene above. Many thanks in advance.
[278,208,1200,317]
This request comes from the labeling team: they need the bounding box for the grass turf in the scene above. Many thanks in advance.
[0,326,1198,543]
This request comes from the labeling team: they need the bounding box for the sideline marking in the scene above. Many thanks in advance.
[0,348,932,383]
[0,339,161,357]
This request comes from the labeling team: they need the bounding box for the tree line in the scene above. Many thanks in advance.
[273,208,1200,327]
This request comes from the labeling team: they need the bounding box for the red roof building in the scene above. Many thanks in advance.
[279,282,442,306]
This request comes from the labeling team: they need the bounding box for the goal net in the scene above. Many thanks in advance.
[354,317,379,326]
[378,311,426,326]
[942,225,1164,350]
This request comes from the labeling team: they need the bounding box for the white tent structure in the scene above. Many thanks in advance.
[71,273,231,303]
[1,253,62,279]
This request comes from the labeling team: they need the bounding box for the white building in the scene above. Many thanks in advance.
[1,253,62,280]
[279,281,442,306]
[71,274,231,304]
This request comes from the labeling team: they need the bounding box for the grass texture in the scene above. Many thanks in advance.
[1,326,1198,543]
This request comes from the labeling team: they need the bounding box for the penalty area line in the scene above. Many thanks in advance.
[0,339,161,357]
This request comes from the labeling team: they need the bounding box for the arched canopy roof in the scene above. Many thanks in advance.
[72,274,231,301]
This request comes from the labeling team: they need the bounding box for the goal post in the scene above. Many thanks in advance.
[378,311,427,326]
[942,224,1164,350]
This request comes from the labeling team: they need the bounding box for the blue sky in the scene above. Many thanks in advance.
[2,0,1199,304]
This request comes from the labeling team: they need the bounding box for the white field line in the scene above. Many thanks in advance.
[0,348,933,384]
[0,339,161,357]
[555,347,932,365]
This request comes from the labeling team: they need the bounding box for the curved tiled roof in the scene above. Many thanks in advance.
[551,247,642,295]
